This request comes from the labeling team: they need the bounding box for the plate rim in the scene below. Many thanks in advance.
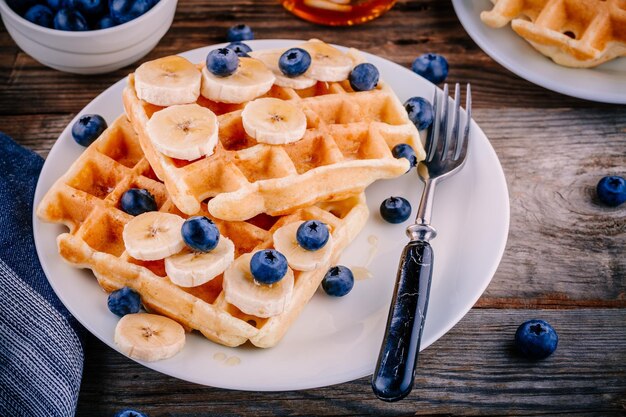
[451,0,626,105]
[32,39,510,391]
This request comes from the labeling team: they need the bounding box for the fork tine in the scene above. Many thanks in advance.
[447,83,461,160]
[434,83,449,161]
[456,84,472,162]
[424,87,439,162]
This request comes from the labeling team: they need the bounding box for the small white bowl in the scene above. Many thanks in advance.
[0,0,178,74]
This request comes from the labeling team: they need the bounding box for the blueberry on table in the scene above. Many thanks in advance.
[349,63,379,92]
[412,53,449,84]
[279,48,312,77]
[97,15,117,29]
[250,249,288,285]
[181,216,220,252]
[71,114,107,146]
[120,188,157,216]
[206,48,239,77]
[391,143,417,169]
[515,319,558,360]
[404,96,434,130]
[114,408,148,417]
[226,41,252,57]
[296,220,330,251]
[53,8,89,31]
[596,175,626,207]
[24,5,54,28]
[75,0,106,17]
[110,0,158,25]
[227,23,254,42]
[322,265,354,297]
[380,197,412,224]
[107,287,141,317]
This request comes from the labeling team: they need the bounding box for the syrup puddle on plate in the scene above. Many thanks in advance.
[351,234,379,280]
[213,352,241,366]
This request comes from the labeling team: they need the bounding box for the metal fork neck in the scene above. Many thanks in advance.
[406,177,438,242]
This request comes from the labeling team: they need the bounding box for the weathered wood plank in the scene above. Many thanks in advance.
[75,308,626,416]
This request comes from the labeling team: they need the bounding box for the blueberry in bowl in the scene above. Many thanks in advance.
[0,0,178,74]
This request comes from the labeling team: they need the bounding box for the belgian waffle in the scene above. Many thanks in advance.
[481,0,626,68]
[36,116,369,348]
[123,49,425,221]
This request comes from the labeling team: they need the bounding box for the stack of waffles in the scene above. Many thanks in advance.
[37,39,426,353]
[481,0,626,68]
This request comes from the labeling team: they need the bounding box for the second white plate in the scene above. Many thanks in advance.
[33,39,510,391]
[452,0,626,104]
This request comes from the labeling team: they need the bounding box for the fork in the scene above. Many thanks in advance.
[371,83,472,402]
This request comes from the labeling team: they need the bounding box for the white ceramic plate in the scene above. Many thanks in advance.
[33,40,509,391]
[452,0,626,104]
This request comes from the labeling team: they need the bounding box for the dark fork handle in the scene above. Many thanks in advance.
[371,240,434,402]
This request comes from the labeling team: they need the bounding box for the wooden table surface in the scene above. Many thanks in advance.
[2,1,625,415]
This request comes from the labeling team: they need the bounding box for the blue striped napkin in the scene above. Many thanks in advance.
[0,133,85,417]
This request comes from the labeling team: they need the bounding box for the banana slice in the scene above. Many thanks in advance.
[123,212,185,261]
[200,57,275,104]
[249,49,317,90]
[114,313,185,362]
[146,103,218,161]
[272,221,334,271]
[134,56,201,107]
[241,97,307,145]
[165,236,235,287]
[223,252,294,318]
[300,39,354,82]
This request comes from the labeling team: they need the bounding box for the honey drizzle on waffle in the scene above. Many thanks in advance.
[37,116,369,348]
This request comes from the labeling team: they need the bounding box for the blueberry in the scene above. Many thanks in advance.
[250,249,288,285]
[296,220,330,251]
[515,319,558,360]
[391,143,417,169]
[322,266,354,297]
[53,8,89,31]
[349,63,379,92]
[226,24,253,42]
[6,0,39,15]
[71,114,107,146]
[114,409,148,417]
[181,216,220,252]
[107,287,141,317]
[24,5,54,28]
[120,188,157,216]
[412,53,449,84]
[206,48,239,77]
[109,0,157,24]
[226,41,252,57]
[404,97,434,131]
[596,176,626,207]
[75,0,106,17]
[97,15,117,29]
[46,0,63,11]
[279,48,311,77]
[380,196,411,224]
